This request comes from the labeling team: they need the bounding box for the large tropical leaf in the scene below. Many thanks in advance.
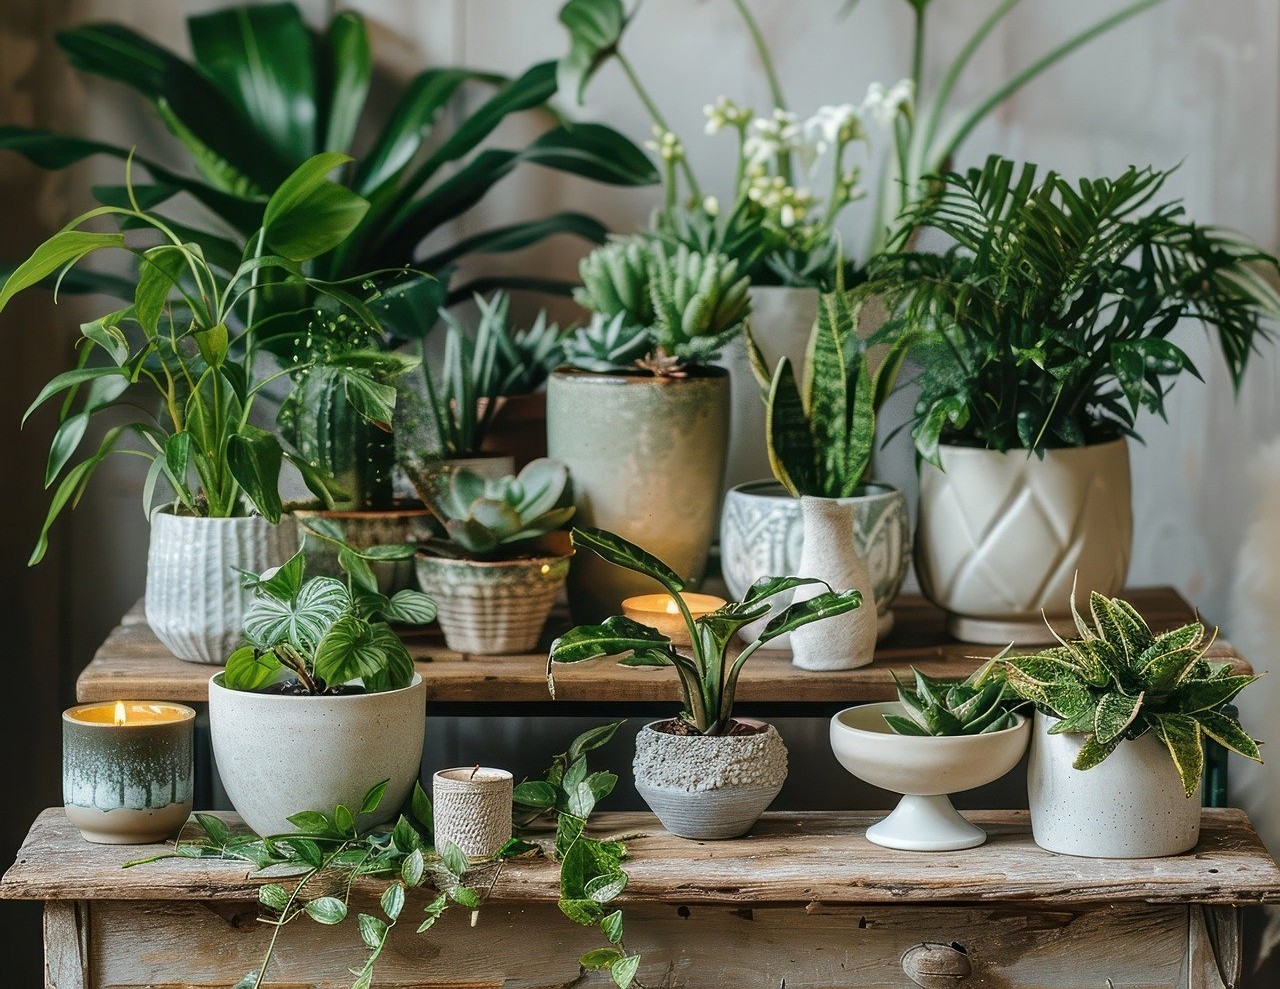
[557,0,627,104]
[759,589,862,642]
[316,11,371,155]
[569,527,686,594]
[549,615,672,665]
[243,574,349,651]
[520,123,659,187]
[261,153,369,262]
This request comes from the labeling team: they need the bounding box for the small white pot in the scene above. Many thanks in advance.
[1027,711,1200,858]
[209,674,426,836]
[432,767,513,858]
[632,720,788,840]
[145,512,298,665]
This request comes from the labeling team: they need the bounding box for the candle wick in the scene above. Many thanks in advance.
[469,764,480,780]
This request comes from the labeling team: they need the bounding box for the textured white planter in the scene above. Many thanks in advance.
[1027,712,1200,858]
[915,440,1132,644]
[415,552,571,655]
[209,674,426,837]
[433,768,513,858]
[632,720,788,840]
[145,512,299,665]
[720,481,910,647]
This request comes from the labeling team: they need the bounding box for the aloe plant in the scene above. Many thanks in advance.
[995,591,1262,796]
[473,292,566,396]
[562,312,652,372]
[885,667,1021,737]
[547,527,862,735]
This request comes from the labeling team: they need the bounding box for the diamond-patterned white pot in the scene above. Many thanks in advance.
[915,440,1132,643]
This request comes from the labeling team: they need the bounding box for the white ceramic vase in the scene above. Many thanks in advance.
[1027,711,1200,858]
[145,512,299,665]
[209,674,427,837]
[915,439,1133,644]
[788,496,878,671]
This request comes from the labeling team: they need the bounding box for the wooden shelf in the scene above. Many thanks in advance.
[76,587,1248,706]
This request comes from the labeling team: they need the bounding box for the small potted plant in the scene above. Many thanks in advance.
[415,459,576,654]
[548,526,862,839]
[998,590,1262,858]
[548,238,750,621]
[830,667,1029,851]
[209,547,437,836]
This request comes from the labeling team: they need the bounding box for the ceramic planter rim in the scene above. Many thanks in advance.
[150,508,286,524]
[434,767,514,784]
[729,479,901,500]
[550,364,730,384]
[63,702,197,727]
[831,700,1027,743]
[414,549,574,571]
[208,671,424,701]
[930,436,1128,462]
[641,716,773,741]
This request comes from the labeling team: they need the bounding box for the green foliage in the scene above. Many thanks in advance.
[473,291,566,396]
[870,157,1280,463]
[996,590,1262,796]
[562,312,652,373]
[549,527,862,734]
[885,666,1021,737]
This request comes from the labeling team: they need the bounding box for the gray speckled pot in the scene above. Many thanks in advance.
[632,721,787,840]
[209,674,426,836]
[1027,711,1199,858]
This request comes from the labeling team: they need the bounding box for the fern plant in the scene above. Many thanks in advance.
[870,156,1280,464]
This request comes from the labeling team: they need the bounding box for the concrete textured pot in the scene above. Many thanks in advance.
[209,673,426,837]
[294,502,434,594]
[415,551,571,654]
[632,720,788,840]
[1027,711,1200,858]
[720,480,910,647]
[433,768,514,858]
[915,439,1132,644]
[547,367,730,622]
[145,512,299,665]
[830,702,1030,850]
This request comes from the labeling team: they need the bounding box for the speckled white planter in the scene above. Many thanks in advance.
[632,721,788,840]
[1027,711,1200,858]
[145,512,299,665]
[209,674,426,837]
[433,768,513,858]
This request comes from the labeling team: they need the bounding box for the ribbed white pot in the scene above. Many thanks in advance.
[1027,712,1200,858]
[209,674,426,837]
[145,512,298,665]
[915,440,1132,644]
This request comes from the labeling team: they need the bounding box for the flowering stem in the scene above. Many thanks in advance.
[615,50,702,200]
[729,0,793,183]
[911,4,927,99]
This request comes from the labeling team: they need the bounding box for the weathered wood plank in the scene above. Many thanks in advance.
[43,901,87,989]
[77,589,1249,704]
[6,809,1280,908]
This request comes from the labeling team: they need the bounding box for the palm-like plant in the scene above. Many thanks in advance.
[870,156,1280,463]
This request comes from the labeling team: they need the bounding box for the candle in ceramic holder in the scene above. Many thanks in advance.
[432,767,513,858]
[621,592,727,646]
[63,701,195,845]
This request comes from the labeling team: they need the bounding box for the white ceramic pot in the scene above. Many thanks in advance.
[915,439,1132,644]
[145,512,299,665]
[209,673,426,837]
[830,702,1030,851]
[294,503,434,594]
[719,480,910,646]
[1027,711,1200,858]
[632,720,788,840]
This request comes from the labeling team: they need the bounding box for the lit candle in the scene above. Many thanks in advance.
[63,701,196,844]
[433,767,514,858]
[621,592,728,647]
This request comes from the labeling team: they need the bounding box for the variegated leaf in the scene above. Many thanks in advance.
[1093,690,1144,744]
[1196,711,1262,762]
[243,576,350,651]
[1137,646,1202,691]
[1154,713,1204,798]
[1170,675,1255,714]
[1072,732,1121,771]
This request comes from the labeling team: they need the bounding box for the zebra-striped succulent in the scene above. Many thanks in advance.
[885,667,1022,737]
[997,591,1262,796]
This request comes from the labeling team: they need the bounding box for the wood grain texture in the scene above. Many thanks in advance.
[42,901,87,989]
[75,588,1251,704]
[5,808,1280,908]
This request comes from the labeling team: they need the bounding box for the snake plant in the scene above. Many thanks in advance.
[473,292,565,396]
[885,667,1021,737]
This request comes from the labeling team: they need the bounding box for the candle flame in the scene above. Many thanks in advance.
[665,598,680,615]
[113,701,127,726]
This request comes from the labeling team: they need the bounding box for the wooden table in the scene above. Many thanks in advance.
[5,808,1277,988]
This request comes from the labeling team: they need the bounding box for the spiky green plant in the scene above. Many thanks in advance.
[996,591,1262,796]
[469,291,565,396]
[562,312,651,372]
[885,667,1021,737]
[573,238,655,327]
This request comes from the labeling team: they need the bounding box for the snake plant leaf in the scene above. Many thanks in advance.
[1197,710,1263,762]
[765,357,816,498]
[1169,675,1255,714]
[1072,732,1122,773]
[1153,713,1204,798]
[317,12,371,155]
[759,589,863,642]
[261,153,369,262]
[223,646,285,691]
[226,425,284,523]
[1093,690,1145,744]
[557,0,627,105]
[569,527,686,595]
[243,574,348,651]
[549,615,673,666]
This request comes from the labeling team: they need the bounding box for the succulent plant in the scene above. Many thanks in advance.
[647,244,751,366]
[573,237,655,327]
[424,458,576,558]
[472,291,565,396]
[996,591,1263,796]
[885,667,1021,737]
[562,312,653,373]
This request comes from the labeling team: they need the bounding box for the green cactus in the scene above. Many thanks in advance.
[648,244,751,365]
[574,237,655,326]
[562,312,652,372]
[885,667,1022,736]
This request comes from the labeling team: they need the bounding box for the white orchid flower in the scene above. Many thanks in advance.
[861,79,915,128]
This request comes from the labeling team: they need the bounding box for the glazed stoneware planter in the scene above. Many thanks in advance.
[1027,711,1200,858]
[719,481,910,645]
[915,439,1132,644]
[547,367,729,622]
[294,502,434,594]
[209,673,426,836]
[145,511,299,665]
[830,702,1031,851]
[415,550,571,655]
[632,720,788,840]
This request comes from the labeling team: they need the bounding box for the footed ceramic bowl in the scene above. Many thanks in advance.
[829,702,1030,851]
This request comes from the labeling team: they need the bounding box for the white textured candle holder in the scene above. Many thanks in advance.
[432,768,514,858]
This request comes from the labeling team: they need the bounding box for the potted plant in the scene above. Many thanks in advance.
[415,459,576,655]
[870,156,1280,643]
[830,667,1029,850]
[210,547,437,836]
[721,285,912,662]
[2,154,401,664]
[548,239,750,621]
[548,527,862,839]
[996,590,1262,858]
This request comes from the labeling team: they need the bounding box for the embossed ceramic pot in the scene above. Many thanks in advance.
[719,481,911,645]
[915,439,1132,644]
[145,512,299,665]
[294,502,435,594]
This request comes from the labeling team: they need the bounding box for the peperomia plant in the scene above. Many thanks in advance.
[885,667,1022,737]
[993,591,1262,796]
[548,527,862,735]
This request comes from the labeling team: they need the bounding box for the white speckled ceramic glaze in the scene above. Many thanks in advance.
[830,702,1030,851]
[1027,711,1200,858]
[209,674,426,836]
[432,768,514,858]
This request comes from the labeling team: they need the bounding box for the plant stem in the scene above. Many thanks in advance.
[729,0,793,182]
[615,50,703,200]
